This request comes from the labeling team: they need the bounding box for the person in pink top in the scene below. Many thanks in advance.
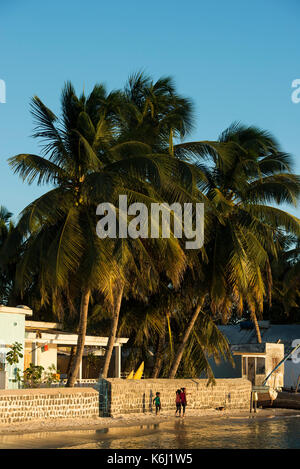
[175,389,181,417]
[180,388,187,418]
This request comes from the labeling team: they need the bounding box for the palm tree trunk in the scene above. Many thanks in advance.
[151,317,166,378]
[101,284,124,379]
[251,311,262,343]
[168,299,204,379]
[66,345,77,377]
[66,288,90,387]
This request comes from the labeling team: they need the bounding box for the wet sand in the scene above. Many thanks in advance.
[0,407,299,437]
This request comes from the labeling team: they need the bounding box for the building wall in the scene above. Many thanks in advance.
[208,355,242,379]
[0,313,25,389]
[57,349,118,379]
[265,343,284,388]
[209,343,285,388]
[0,387,99,423]
[284,359,300,389]
[36,343,57,371]
[98,378,252,417]
[24,343,33,370]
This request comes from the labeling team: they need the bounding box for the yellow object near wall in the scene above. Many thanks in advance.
[126,370,134,379]
[133,362,144,380]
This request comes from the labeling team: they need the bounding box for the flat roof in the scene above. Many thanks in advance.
[0,305,33,316]
[219,324,300,347]
[25,330,129,347]
[25,320,62,330]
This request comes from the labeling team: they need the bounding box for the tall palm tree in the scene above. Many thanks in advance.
[117,284,232,381]
[269,234,300,318]
[0,206,14,304]
[6,79,198,385]
[168,123,300,377]
[119,72,193,151]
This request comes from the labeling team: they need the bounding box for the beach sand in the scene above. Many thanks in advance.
[0,407,299,436]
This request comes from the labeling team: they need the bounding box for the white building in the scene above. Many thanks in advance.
[216,321,300,389]
[25,320,128,381]
[0,306,129,389]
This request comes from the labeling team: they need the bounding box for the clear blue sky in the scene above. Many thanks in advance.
[1,0,300,219]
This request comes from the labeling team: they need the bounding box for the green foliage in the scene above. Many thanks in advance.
[4,75,200,383]
[22,363,44,388]
[43,364,60,386]
[3,76,300,381]
[6,342,23,366]
[14,363,60,388]
[0,206,15,304]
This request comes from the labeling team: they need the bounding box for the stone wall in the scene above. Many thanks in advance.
[98,378,252,417]
[0,387,99,424]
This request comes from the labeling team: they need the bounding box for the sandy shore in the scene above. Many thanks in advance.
[0,407,299,436]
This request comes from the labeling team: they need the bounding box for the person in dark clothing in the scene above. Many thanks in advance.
[180,388,187,418]
[175,389,181,417]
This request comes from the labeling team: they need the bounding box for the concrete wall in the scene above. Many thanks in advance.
[37,343,57,371]
[265,343,284,388]
[0,387,99,424]
[98,378,252,417]
[0,372,8,390]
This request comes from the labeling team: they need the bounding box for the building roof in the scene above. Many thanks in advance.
[0,305,33,316]
[219,323,300,351]
[25,320,62,330]
[25,322,129,347]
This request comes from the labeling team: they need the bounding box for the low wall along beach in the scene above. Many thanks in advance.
[0,387,99,424]
[0,378,252,423]
[99,378,252,417]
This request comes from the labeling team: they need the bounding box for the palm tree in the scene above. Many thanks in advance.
[6,79,198,385]
[168,123,300,377]
[268,234,300,319]
[119,72,193,151]
[117,283,232,381]
[170,310,232,382]
[0,206,14,304]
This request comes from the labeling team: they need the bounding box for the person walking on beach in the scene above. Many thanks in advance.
[180,388,187,418]
[153,392,161,415]
[175,389,181,417]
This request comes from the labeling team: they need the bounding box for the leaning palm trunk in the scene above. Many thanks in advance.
[101,284,124,379]
[66,289,91,387]
[151,317,166,378]
[168,299,204,378]
[251,311,262,343]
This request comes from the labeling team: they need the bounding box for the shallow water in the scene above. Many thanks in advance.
[1,415,300,449]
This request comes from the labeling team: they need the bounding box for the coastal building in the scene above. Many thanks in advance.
[209,340,284,389]
[0,305,32,389]
[0,305,129,389]
[212,321,300,389]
